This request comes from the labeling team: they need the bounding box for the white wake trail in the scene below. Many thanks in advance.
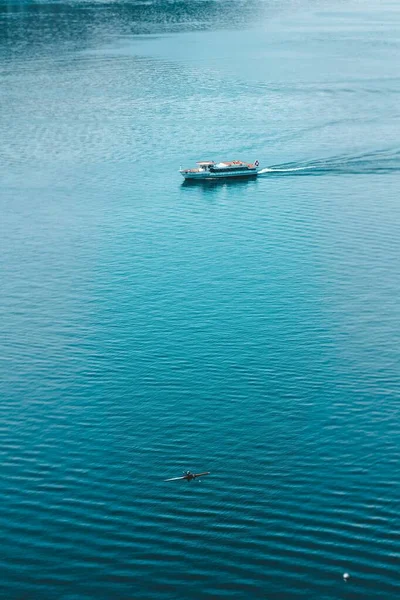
[258,165,317,175]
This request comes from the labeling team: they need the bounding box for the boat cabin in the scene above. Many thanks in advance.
[196,161,216,172]
[196,160,255,173]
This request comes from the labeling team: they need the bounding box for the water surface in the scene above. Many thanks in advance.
[1,1,399,598]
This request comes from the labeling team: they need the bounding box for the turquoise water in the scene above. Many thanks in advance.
[1,1,399,598]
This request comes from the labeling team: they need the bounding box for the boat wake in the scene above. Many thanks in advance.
[258,147,400,177]
[258,165,317,175]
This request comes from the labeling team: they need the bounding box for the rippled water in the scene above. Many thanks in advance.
[1,1,399,598]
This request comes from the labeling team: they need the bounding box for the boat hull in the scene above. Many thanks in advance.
[181,169,258,180]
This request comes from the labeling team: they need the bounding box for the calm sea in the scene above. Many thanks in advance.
[0,1,399,598]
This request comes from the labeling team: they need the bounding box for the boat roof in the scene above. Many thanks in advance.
[214,161,249,168]
[195,160,254,168]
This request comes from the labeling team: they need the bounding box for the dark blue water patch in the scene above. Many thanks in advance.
[0,0,274,60]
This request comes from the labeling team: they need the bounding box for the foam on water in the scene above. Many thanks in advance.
[259,147,400,176]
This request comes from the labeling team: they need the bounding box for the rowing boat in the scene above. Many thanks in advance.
[165,472,210,482]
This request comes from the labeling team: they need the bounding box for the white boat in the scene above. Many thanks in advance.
[180,160,259,180]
